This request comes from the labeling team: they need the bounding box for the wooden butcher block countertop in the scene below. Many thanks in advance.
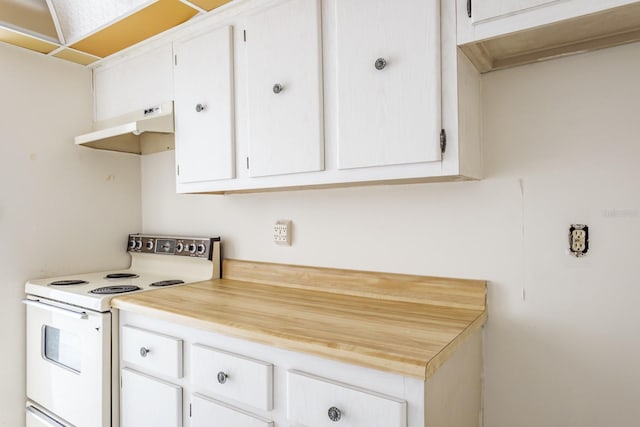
[112,259,487,380]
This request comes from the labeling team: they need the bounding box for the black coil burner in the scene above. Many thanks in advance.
[150,280,185,287]
[90,285,141,295]
[49,280,89,286]
[104,273,139,279]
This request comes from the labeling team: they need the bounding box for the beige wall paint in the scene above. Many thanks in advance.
[142,41,640,426]
[0,44,141,426]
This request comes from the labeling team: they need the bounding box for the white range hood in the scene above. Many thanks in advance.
[75,101,175,154]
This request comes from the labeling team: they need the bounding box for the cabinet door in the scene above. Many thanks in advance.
[471,0,562,23]
[121,368,182,427]
[94,44,173,121]
[191,394,273,427]
[335,0,441,170]
[244,0,324,177]
[174,26,235,184]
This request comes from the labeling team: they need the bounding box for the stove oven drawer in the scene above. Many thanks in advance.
[122,325,183,378]
[192,344,273,410]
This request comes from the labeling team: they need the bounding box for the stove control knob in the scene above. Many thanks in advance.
[135,240,143,250]
[128,239,136,250]
[188,243,197,254]
[176,242,184,253]
[196,244,206,255]
[146,240,154,250]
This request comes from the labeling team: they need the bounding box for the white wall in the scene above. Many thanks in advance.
[142,41,640,426]
[0,44,141,426]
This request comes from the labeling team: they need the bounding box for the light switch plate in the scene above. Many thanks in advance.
[274,221,291,245]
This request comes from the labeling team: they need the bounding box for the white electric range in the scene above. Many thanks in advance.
[24,234,221,427]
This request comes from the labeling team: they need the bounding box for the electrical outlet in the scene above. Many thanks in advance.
[569,224,589,257]
[274,221,291,245]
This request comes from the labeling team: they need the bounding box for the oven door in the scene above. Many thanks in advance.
[25,297,111,427]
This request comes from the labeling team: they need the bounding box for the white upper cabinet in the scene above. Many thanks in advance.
[92,0,483,193]
[459,0,640,72]
[174,26,235,184]
[244,0,324,177]
[335,0,441,170]
[471,0,561,23]
[94,44,173,121]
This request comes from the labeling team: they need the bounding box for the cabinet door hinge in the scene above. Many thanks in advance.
[440,129,447,155]
[467,0,472,18]
[189,403,192,417]
[243,29,247,42]
[246,157,250,169]
[174,54,178,66]
[177,164,180,176]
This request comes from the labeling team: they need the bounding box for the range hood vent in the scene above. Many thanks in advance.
[75,101,175,154]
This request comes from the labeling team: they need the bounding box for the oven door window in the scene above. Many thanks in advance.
[43,325,81,373]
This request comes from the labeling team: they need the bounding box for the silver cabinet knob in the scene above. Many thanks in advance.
[374,57,387,70]
[139,347,150,357]
[217,371,228,384]
[328,406,342,422]
[273,83,284,94]
[195,103,206,112]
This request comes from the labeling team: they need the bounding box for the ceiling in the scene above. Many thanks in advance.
[0,0,232,65]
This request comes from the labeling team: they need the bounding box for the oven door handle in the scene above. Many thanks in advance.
[22,299,89,320]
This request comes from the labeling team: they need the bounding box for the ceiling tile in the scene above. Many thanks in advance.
[184,0,232,12]
[69,0,198,58]
[0,0,58,41]
[49,0,150,44]
[0,25,59,53]
[53,48,101,65]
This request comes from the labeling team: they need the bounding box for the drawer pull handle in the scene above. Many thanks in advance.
[195,103,206,112]
[217,371,228,384]
[273,83,284,94]
[139,347,150,357]
[374,57,387,70]
[328,406,342,422]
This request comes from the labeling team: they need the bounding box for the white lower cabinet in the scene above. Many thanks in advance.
[121,368,183,427]
[191,394,273,427]
[287,370,406,427]
[119,310,482,427]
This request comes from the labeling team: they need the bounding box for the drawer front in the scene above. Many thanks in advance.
[192,344,273,410]
[191,394,273,427]
[287,370,407,427]
[122,325,183,378]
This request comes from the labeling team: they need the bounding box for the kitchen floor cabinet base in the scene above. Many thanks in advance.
[117,310,483,427]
